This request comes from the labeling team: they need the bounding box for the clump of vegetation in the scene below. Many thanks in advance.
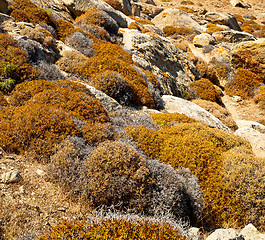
[177,6,195,13]
[190,78,224,105]
[192,99,238,131]
[0,33,39,93]
[254,86,265,109]
[0,92,7,107]
[130,17,154,26]
[90,71,134,105]
[222,148,265,230]
[86,141,154,211]
[128,22,142,31]
[55,20,77,42]
[163,26,195,37]
[39,218,186,240]
[206,23,224,34]
[151,112,197,127]
[126,120,253,227]
[9,0,54,26]
[225,68,262,99]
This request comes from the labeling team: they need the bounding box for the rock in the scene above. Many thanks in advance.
[1,170,21,184]
[120,28,200,97]
[0,13,14,22]
[82,83,123,113]
[206,228,244,240]
[0,0,8,14]
[235,120,265,158]
[36,169,46,176]
[232,96,242,102]
[133,2,164,18]
[193,33,216,47]
[162,95,232,132]
[152,8,205,32]
[188,227,201,240]
[230,0,251,8]
[61,0,133,28]
[204,12,241,31]
[212,30,257,43]
[19,186,25,194]
[232,39,265,82]
[240,224,265,240]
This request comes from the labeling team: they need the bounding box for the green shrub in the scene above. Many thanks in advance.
[190,78,224,105]
[86,141,154,211]
[225,68,262,99]
[39,219,186,240]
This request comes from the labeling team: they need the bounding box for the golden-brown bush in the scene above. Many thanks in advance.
[10,0,54,26]
[0,104,79,160]
[86,141,154,210]
[225,68,262,99]
[55,20,77,42]
[55,80,93,96]
[39,219,186,240]
[0,92,7,107]
[126,121,252,227]
[206,23,224,34]
[0,34,39,93]
[128,22,142,31]
[192,99,238,131]
[163,26,195,37]
[151,112,197,127]
[177,6,195,13]
[222,149,265,230]
[190,78,224,105]
[254,86,265,109]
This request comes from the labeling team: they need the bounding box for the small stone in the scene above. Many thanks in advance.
[1,170,21,183]
[240,224,264,240]
[230,0,251,8]
[36,169,46,176]
[232,96,242,102]
[188,227,201,240]
[19,186,25,194]
[193,33,217,48]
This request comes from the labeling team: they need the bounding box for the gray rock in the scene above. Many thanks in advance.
[0,13,14,22]
[120,28,200,97]
[152,8,205,32]
[212,30,257,43]
[206,229,244,240]
[0,0,8,14]
[188,227,201,240]
[133,2,164,18]
[1,170,21,184]
[205,12,241,31]
[230,0,251,8]
[61,0,133,27]
[162,95,232,132]
[240,224,265,240]
[193,33,216,47]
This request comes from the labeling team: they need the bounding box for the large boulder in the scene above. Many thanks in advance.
[206,229,244,240]
[240,224,265,240]
[212,30,257,43]
[162,95,232,132]
[152,8,205,32]
[61,0,133,27]
[232,39,265,81]
[205,12,241,31]
[120,28,200,97]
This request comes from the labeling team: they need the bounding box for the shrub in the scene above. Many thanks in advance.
[225,68,262,99]
[177,6,195,13]
[74,8,118,34]
[192,99,238,131]
[222,149,265,230]
[206,23,224,34]
[190,78,224,105]
[151,112,197,127]
[126,122,252,227]
[0,92,7,107]
[0,103,79,160]
[162,26,195,37]
[10,0,54,26]
[0,34,39,93]
[65,32,95,57]
[90,71,134,105]
[86,141,154,211]
[39,218,186,240]
[55,80,92,96]
[55,20,77,42]
[128,22,142,31]
[36,61,65,81]
[254,85,265,109]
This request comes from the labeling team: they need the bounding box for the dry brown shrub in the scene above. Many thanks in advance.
[254,85,265,109]
[192,99,238,131]
[86,141,154,211]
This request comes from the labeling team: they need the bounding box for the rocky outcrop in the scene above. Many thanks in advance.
[61,0,133,27]
[120,28,200,97]
[162,95,233,132]
[204,12,241,31]
[152,8,205,32]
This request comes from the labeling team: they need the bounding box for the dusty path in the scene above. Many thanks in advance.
[222,95,265,158]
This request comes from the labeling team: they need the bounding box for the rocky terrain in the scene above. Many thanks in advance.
[0,0,264,239]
